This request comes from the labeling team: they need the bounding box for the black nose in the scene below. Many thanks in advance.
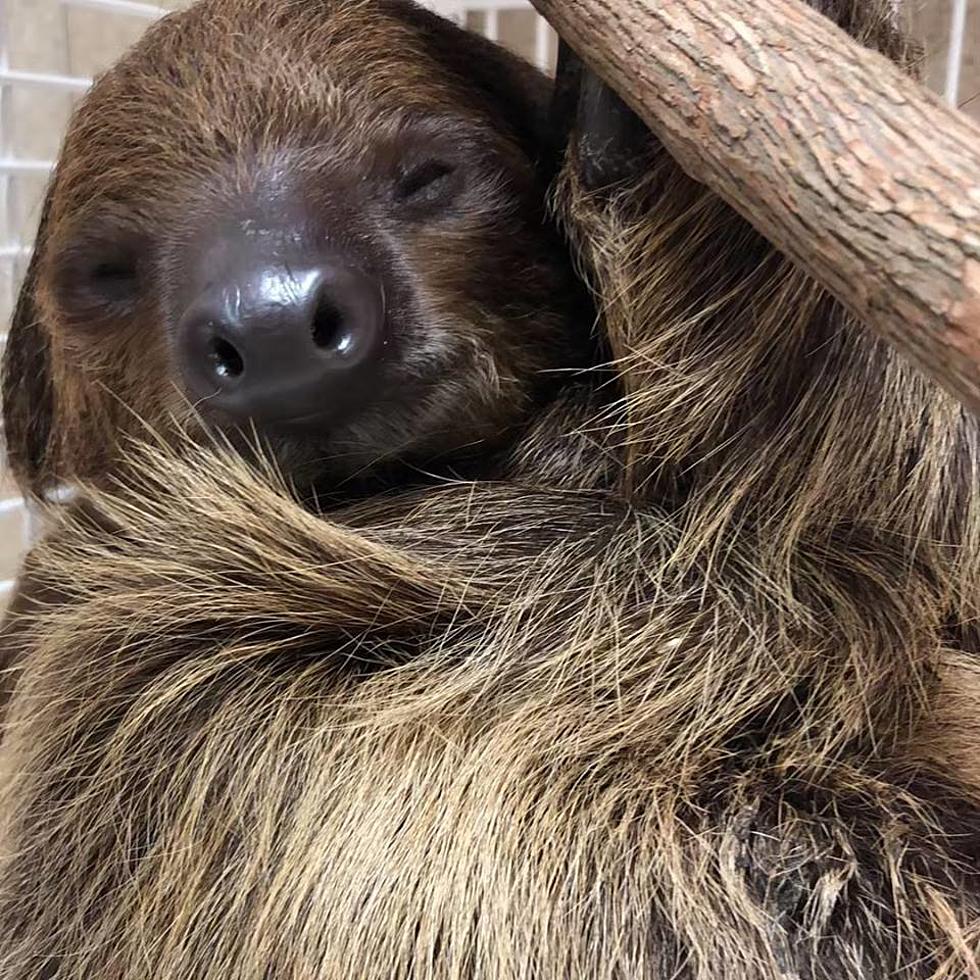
[176,257,386,429]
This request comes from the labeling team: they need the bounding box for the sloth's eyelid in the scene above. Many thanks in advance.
[87,258,140,296]
[49,238,144,314]
[397,159,456,201]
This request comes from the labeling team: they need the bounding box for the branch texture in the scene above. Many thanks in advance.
[532,0,980,412]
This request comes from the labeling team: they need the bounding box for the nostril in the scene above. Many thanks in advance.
[311,294,346,351]
[208,336,245,380]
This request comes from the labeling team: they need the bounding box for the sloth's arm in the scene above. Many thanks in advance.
[550,39,652,194]
[14,481,461,644]
[0,452,457,736]
[0,444,619,727]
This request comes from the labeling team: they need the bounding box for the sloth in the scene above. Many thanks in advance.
[0,0,978,978]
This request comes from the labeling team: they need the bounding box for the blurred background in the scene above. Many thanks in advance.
[0,0,976,600]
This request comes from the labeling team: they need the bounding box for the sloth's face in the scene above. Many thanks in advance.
[17,0,588,489]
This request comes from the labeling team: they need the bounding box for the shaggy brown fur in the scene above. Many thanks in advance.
[1,0,979,978]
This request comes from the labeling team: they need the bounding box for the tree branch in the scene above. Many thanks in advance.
[531,0,980,413]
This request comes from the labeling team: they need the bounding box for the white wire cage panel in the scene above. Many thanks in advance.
[0,0,976,602]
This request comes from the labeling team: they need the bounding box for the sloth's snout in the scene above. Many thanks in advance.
[176,237,386,430]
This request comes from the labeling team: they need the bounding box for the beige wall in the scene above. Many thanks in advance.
[911,0,980,111]
[0,0,976,586]
[465,7,558,71]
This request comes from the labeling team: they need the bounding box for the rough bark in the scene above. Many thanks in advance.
[531,0,980,414]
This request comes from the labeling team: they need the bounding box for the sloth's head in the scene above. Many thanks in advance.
[4,0,589,494]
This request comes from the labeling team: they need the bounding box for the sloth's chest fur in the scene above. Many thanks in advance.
[0,461,978,979]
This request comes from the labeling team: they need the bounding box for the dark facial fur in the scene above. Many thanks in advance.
[3,0,591,494]
[1,1,979,978]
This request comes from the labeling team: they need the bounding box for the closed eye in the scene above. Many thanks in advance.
[88,259,139,301]
[51,241,144,320]
[396,160,456,202]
